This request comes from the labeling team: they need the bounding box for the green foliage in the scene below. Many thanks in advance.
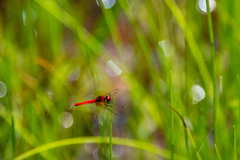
[0,0,239,159]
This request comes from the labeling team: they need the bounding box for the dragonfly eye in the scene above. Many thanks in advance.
[106,96,111,101]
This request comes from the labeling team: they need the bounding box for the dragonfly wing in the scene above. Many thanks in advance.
[102,89,119,97]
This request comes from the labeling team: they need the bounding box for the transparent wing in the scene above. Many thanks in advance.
[102,89,119,97]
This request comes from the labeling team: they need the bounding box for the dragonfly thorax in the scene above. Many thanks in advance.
[96,96,105,102]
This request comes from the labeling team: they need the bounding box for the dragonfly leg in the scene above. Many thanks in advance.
[104,107,118,116]
[104,101,113,107]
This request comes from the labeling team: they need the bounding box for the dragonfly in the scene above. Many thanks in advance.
[74,89,119,115]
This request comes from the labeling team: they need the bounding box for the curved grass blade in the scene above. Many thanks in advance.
[14,136,188,160]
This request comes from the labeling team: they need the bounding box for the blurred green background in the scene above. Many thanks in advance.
[0,0,240,159]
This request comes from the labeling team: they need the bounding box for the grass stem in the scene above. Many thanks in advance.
[169,71,174,160]
[11,116,16,159]
[233,125,236,160]
[214,144,221,160]
[178,102,191,160]
[109,99,114,160]
[205,0,217,158]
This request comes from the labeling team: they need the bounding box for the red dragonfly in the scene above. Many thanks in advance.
[74,89,119,115]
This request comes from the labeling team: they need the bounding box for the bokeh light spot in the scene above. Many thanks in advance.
[159,79,167,94]
[108,145,123,158]
[34,30,37,38]
[31,9,36,20]
[104,127,119,139]
[197,0,216,14]
[68,66,81,81]
[149,79,167,95]
[96,0,116,9]
[91,123,100,136]
[93,148,99,160]
[184,117,194,131]
[59,112,73,128]
[118,43,134,60]
[45,87,54,99]
[105,60,122,77]
[22,10,26,25]
[158,40,171,57]
[220,76,222,93]
[84,143,99,154]
[98,112,107,125]
[0,81,7,98]
[190,85,205,103]
[180,117,194,131]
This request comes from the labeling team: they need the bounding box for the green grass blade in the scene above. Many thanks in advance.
[0,108,58,160]
[169,70,174,160]
[188,131,202,160]
[109,99,114,160]
[98,0,122,49]
[233,125,236,160]
[163,0,212,98]
[169,103,202,160]
[184,122,190,160]
[205,0,217,158]
[11,116,16,159]
[237,75,240,132]
[214,144,222,160]
[13,136,188,160]
[178,102,191,160]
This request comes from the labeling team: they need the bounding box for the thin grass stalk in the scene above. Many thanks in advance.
[183,119,190,160]
[237,75,240,132]
[214,144,221,160]
[188,131,202,160]
[11,116,16,159]
[205,0,217,158]
[233,125,236,160]
[169,104,201,160]
[169,71,174,160]
[163,0,212,97]
[109,99,114,160]
[179,102,191,160]
[98,0,122,49]
[237,75,240,160]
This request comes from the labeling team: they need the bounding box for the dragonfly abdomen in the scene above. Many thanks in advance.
[74,99,96,106]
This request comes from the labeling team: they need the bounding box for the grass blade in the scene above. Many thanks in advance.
[163,0,212,97]
[233,125,236,160]
[109,99,114,160]
[13,136,188,160]
[178,102,191,160]
[169,104,202,160]
[11,116,16,159]
[205,0,217,156]
[214,144,221,160]
[205,0,218,158]
[237,75,240,131]
[169,71,174,160]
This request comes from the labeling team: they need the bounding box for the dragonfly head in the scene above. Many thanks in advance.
[106,95,111,101]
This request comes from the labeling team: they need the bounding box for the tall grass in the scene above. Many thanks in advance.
[0,0,239,159]
[109,99,114,160]
[169,71,174,160]
[11,116,16,159]
[205,0,217,159]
